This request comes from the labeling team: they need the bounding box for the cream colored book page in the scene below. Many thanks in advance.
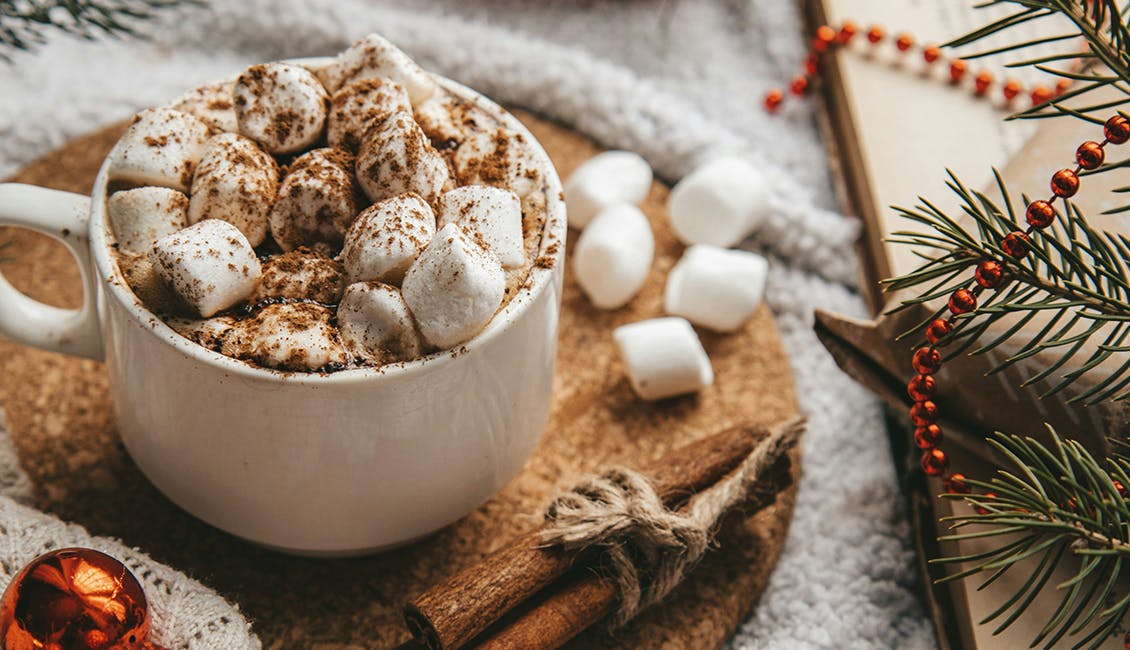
[821,0,1071,280]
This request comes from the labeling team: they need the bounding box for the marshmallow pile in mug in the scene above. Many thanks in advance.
[104,34,548,372]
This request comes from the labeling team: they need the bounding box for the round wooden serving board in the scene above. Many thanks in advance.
[0,112,800,649]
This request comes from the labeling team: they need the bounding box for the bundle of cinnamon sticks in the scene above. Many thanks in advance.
[392,418,803,650]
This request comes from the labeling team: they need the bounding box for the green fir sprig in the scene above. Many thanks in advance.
[0,0,201,59]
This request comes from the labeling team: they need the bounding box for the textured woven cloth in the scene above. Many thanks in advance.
[0,1,936,647]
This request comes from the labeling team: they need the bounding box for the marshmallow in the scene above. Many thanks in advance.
[437,185,524,268]
[319,33,437,106]
[355,111,451,204]
[150,219,263,317]
[402,223,505,349]
[564,151,652,230]
[667,156,769,247]
[171,81,238,133]
[613,317,714,401]
[664,245,768,332]
[571,204,654,309]
[107,187,189,254]
[328,78,412,151]
[342,193,437,285]
[338,281,422,361]
[268,147,359,251]
[453,128,544,198]
[107,108,212,192]
[117,251,187,314]
[250,248,345,304]
[233,303,351,372]
[188,133,279,247]
[234,62,329,154]
[414,95,472,147]
[167,315,240,352]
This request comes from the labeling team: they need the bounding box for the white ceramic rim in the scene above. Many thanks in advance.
[87,57,567,386]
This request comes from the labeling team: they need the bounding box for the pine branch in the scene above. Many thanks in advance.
[932,427,1130,649]
[0,0,202,60]
[884,170,1130,403]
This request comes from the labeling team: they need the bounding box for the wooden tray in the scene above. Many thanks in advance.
[0,111,801,649]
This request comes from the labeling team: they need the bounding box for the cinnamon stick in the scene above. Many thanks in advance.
[405,421,783,650]
[471,452,795,650]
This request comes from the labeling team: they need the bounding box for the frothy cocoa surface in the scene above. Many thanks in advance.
[108,50,552,373]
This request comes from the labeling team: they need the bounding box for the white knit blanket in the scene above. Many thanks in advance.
[0,1,936,647]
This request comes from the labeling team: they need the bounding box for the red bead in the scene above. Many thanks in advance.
[908,374,937,401]
[813,25,837,52]
[925,318,954,345]
[1076,140,1105,170]
[837,20,857,44]
[1114,479,1127,497]
[974,70,992,95]
[1054,78,1072,97]
[805,54,819,76]
[949,60,967,82]
[914,423,943,449]
[1105,114,1130,144]
[976,491,996,515]
[1025,199,1055,229]
[923,45,940,63]
[866,25,884,44]
[911,400,939,426]
[948,288,976,315]
[1001,231,1030,259]
[1031,84,1053,105]
[1051,168,1079,198]
[1124,629,1130,650]
[790,75,808,96]
[764,89,783,112]
[945,472,970,494]
[1002,79,1021,100]
[912,346,942,374]
[921,448,949,476]
[895,33,914,51]
[975,260,1004,288]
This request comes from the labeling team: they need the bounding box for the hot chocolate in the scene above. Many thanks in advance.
[105,34,551,372]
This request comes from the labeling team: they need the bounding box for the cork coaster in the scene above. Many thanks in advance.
[0,112,800,649]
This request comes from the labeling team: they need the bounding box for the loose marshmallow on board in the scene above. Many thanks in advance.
[150,219,262,318]
[318,33,437,106]
[342,193,437,285]
[328,78,412,151]
[188,133,279,247]
[107,108,211,192]
[563,151,652,230]
[667,156,769,247]
[665,245,769,332]
[613,317,714,401]
[356,111,451,205]
[107,187,188,254]
[437,186,524,268]
[250,248,345,305]
[572,204,654,310]
[338,282,422,362]
[234,62,328,154]
[269,147,359,251]
[171,81,238,133]
[402,223,506,349]
[233,303,351,372]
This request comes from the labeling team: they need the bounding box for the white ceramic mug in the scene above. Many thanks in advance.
[0,65,567,555]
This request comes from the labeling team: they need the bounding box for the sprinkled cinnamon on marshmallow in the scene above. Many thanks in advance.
[234,62,329,154]
[268,147,359,251]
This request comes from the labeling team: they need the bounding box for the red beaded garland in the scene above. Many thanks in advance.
[1076,140,1105,170]
[813,25,837,52]
[1025,200,1055,229]
[895,33,914,51]
[867,25,884,44]
[1002,79,1020,101]
[1054,78,1072,97]
[1031,84,1053,105]
[923,45,941,64]
[975,492,996,515]
[925,318,954,345]
[790,75,808,96]
[805,54,819,77]
[911,400,939,426]
[949,60,967,83]
[944,472,970,494]
[912,346,942,374]
[974,70,992,95]
[948,288,976,315]
[907,374,937,401]
[921,448,949,476]
[914,424,943,449]
[1001,231,1031,259]
[764,89,783,112]
[975,260,1004,288]
[837,20,857,44]
[1050,168,1080,197]
[1105,114,1130,144]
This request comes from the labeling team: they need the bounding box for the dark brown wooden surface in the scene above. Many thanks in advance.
[0,111,801,649]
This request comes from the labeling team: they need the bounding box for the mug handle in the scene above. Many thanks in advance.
[0,183,103,360]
